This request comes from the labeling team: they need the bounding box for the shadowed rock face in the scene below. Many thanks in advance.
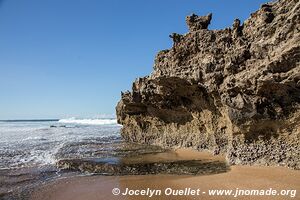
[116,0,300,169]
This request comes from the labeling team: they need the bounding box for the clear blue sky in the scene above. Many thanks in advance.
[0,0,268,120]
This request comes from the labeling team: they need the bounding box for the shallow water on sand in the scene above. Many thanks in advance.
[0,119,229,200]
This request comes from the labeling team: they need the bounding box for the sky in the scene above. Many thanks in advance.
[0,0,268,120]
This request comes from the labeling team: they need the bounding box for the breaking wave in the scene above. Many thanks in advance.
[58,118,118,125]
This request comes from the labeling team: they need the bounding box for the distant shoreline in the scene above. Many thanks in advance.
[0,119,59,122]
[0,118,117,122]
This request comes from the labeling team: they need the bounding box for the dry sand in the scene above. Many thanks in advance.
[31,149,300,200]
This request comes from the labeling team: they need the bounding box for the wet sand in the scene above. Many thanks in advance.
[122,148,225,164]
[31,149,300,200]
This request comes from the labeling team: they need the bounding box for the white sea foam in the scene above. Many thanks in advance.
[58,118,118,125]
[0,119,121,169]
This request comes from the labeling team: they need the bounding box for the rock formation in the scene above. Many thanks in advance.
[57,158,228,175]
[186,13,212,31]
[116,0,300,169]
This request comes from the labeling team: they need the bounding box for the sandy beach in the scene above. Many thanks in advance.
[31,149,300,200]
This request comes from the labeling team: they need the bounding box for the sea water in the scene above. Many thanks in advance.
[0,118,121,199]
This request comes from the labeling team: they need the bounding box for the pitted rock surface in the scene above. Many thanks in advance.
[116,0,300,169]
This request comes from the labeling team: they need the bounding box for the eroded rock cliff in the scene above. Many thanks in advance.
[116,0,300,169]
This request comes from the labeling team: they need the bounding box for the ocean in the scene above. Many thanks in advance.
[0,118,121,199]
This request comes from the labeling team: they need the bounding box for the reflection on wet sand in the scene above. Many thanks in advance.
[31,149,300,200]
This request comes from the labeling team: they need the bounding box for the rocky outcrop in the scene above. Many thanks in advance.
[56,143,229,175]
[57,159,228,176]
[116,0,300,169]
